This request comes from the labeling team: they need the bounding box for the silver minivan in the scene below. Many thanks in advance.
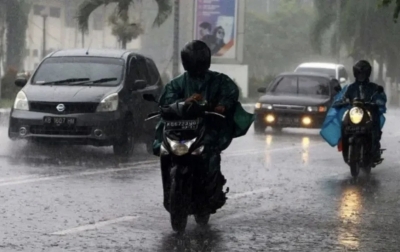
[295,62,350,87]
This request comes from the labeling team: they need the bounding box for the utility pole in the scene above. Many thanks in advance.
[82,30,85,48]
[172,0,180,77]
[41,8,49,59]
[336,0,341,63]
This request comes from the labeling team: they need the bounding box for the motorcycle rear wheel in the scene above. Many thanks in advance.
[350,162,360,178]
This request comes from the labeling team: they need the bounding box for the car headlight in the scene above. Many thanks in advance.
[13,91,29,111]
[255,103,272,110]
[307,106,327,112]
[166,137,197,156]
[96,93,119,112]
[349,107,364,124]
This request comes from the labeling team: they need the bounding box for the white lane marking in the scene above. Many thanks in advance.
[0,175,41,183]
[0,143,326,187]
[51,216,138,235]
[0,164,156,187]
[229,188,271,199]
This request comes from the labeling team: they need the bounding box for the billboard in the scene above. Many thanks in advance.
[194,0,238,59]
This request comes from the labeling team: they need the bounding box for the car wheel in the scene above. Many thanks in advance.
[254,122,265,134]
[113,120,134,157]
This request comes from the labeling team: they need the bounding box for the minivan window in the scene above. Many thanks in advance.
[296,67,336,78]
[32,57,124,86]
[146,58,161,86]
[273,76,330,97]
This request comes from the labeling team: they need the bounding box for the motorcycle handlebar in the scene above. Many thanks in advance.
[145,110,226,121]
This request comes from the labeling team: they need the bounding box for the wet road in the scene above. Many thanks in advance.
[1,110,400,251]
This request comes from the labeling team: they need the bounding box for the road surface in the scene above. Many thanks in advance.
[0,110,399,251]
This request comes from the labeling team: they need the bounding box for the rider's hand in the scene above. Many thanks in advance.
[214,105,225,114]
[185,93,202,104]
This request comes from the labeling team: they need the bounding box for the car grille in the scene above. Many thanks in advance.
[29,102,98,114]
[273,104,305,111]
[30,126,92,136]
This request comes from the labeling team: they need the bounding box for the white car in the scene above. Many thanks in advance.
[294,62,350,86]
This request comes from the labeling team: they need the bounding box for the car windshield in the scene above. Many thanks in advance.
[32,57,124,86]
[272,76,330,97]
[296,67,336,78]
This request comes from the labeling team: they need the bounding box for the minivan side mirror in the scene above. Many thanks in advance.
[131,79,147,91]
[142,94,157,103]
[339,77,346,83]
[15,76,28,88]
[257,87,267,93]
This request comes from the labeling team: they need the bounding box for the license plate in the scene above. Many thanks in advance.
[165,120,198,130]
[345,125,366,133]
[277,117,299,125]
[43,117,76,126]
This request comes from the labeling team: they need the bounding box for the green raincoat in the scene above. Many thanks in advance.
[153,71,255,162]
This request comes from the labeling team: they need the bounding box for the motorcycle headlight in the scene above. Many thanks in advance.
[96,93,119,112]
[166,137,197,156]
[349,107,364,124]
[13,91,29,111]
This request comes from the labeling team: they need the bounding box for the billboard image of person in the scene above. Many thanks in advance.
[194,0,237,59]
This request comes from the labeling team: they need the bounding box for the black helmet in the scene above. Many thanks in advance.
[353,60,372,82]
[181,40,211,78]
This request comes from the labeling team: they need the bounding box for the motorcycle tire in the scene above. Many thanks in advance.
[350,162,360,178]
[363,165,371,175]
[169,178,188,233]
[194,214,210,226]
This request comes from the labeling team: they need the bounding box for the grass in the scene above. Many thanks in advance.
[0,99,13,109]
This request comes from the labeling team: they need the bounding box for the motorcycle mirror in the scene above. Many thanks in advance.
[142,94,157,103]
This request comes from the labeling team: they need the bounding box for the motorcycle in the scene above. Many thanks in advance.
[335,86,385,178]
[143,94,226,233]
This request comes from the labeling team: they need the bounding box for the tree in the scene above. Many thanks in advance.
[380,0,400,21]
[244,1,330,79]
[108,11,144,49]
[311,0,400,82]
[76,0,173,49]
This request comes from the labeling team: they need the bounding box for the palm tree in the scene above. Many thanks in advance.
[76,0,172,49]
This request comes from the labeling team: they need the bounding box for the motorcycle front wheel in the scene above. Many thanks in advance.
[169,178,188,233]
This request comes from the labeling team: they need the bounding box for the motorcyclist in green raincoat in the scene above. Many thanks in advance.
[153,40,255,213]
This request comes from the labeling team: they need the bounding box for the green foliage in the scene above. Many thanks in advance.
[76,0,172,45]
[108,10,144,49]
[312,0,400,81]
[244,1,330,80]
[380,0,400,21]
[1,68,21,100]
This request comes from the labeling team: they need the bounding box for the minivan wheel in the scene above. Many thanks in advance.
[113,120,134,157]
